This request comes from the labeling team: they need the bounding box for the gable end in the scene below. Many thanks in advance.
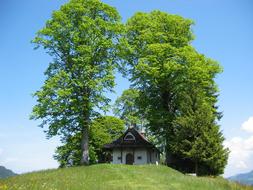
[124,132,135,141]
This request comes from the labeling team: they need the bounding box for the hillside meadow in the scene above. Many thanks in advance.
[0,164,252,190]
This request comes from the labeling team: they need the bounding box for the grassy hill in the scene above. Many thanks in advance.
[0,164,252,190]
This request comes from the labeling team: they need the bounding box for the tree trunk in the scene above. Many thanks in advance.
[195,161,198,176]
[165,143,171,166]
[81,126,89,165]
[165,149,169,166]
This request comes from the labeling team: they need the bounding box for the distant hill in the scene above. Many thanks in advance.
[228,170,253,186]
[0,164,252,190]
[0,166,16,179]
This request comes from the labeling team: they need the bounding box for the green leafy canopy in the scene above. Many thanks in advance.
[31,0,123,165]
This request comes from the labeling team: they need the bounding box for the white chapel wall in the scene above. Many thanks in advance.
[112,149,121,164]
[134,148,147,165]
[112,148,159,165]
[112,148,148,165]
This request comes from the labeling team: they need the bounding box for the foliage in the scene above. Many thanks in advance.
[171,91,229,175]
[113,89,142,128]
[54,116,124,167]
[31,0,229,175]
[1,164,253,190]
[113,89,161,148]
[54,133,82,167]
[31,0,123,165]
[89,116,125,164]
[122,10,228,175]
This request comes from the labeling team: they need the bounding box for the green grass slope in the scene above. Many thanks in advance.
[0,164,252,190]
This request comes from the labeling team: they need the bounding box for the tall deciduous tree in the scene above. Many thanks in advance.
[122,11,228,175]
[31,0,122,165]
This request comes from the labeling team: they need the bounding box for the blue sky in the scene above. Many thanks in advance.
[0,0,252,177]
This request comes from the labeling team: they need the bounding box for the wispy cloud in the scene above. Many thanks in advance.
[224,136,253,168]
[224,116,253,177]
[241,117,253,133]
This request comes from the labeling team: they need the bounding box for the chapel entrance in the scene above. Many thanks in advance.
[126,153,134,165]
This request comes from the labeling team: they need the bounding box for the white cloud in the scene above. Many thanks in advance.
[0,148,3,156]
[224,136,253,176]
[241,117,253,133]
[224,116,253,177]
[244,136,253,150]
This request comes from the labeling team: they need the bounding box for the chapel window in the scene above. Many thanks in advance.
[124,132,135,141]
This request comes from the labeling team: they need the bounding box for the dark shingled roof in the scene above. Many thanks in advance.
[103,127,159,150]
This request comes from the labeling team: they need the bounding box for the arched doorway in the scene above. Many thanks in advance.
[126,153,134,165]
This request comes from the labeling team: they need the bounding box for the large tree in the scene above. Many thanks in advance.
[31,0,122,165]
[121,11,228,175]
[171,90,229,175]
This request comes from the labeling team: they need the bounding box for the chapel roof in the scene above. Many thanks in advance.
[103,127,159,150]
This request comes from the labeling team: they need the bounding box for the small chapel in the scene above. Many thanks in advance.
[103,127,160,165]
